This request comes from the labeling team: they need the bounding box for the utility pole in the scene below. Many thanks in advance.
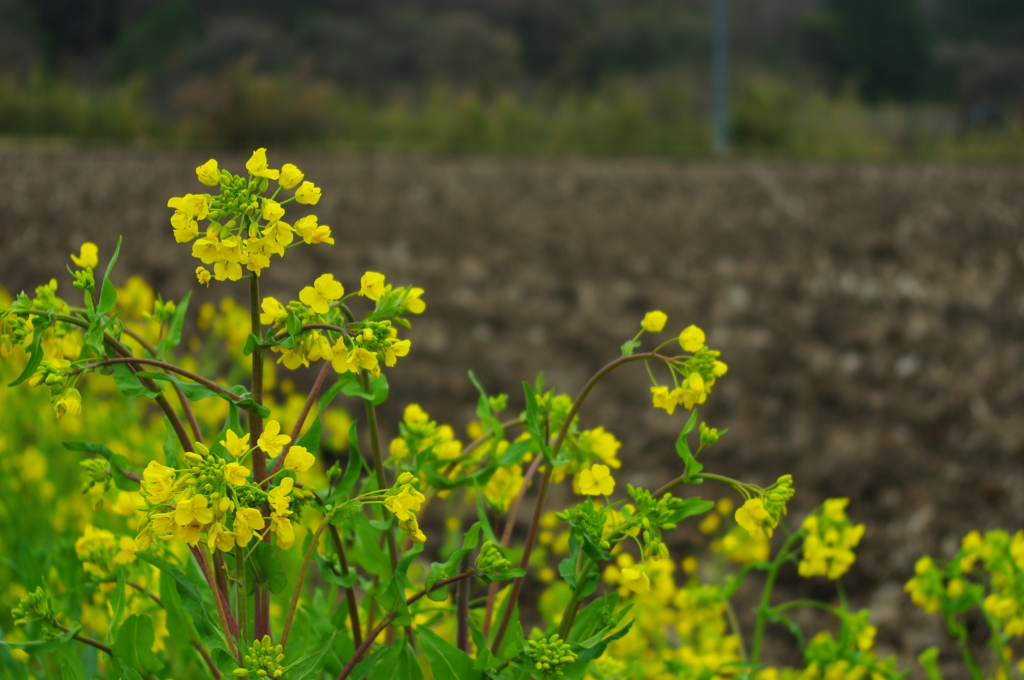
[711,0,730,158]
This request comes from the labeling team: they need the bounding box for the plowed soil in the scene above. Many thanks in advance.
[3,150,1024,673]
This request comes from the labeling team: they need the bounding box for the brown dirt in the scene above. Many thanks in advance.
[3,150,1024,673]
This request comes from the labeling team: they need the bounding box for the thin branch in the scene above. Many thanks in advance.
[335,572,474,680]
[268,359,332,478]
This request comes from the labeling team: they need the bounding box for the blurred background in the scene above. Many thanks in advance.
[0,0,1023,159]
[2,0,1024,674]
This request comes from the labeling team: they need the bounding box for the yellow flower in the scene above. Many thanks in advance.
[404,404,429,423]
[233,508,266,547]
[175,495,213,526]
[384,339,411,367]
[246,148,279,179]
[196,159,220,186]
[258,420,292,457]
[111,491,139,516]
[299,273,344,315]
[279,163,304,189]
[168,193,210,219]
[71,242,99,269]
[294,181,321,205]
[271,511,295,549]
[679,325,706,352]
[293,215,334,244]
[284,446,316,472]
[262,199,285,223]
[213,260,243,282]
[207,523,236,552]
[650,385,679,415]
[331,344,379,376]
[224,462,250,486]
[578,464,615,496]
[484,465,524,512]
[113,536,138,565]
[222,429,250,458]
[402,287,426,314]
[196,266,211,286]
[144,460,175,482]
[641,310,667,332]
[735,498,772,538]
[268,477,294,513]
[259,297,287,327]
[359,271,386,300]
[54,388,82,419]
[620,565,650,593]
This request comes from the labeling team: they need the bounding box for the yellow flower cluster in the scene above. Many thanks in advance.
[799,498,866,580]
[647,323,729,415]
[260,272,416,373]
[168,149,331,283]
[135,443,298,552]
[735,475,795,539]
[384,472,427,543]
[600,556,743,680]
[389,404,462,461]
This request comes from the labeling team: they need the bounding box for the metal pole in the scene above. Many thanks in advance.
[712,0,730,157]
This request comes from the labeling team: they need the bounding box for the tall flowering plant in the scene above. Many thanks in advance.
[1,149,1020,680]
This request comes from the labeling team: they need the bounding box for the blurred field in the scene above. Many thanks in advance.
[2,150,1024,666]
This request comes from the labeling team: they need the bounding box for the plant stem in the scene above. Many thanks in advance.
[482,453,544,636]
[52,621,112,656]
[491,463,553,653]
[457,555,471,653]
[199,550,241,664]
[269,359,331,478]
[557,557,593,639]
[491,353,667,652]
[248,275,271,641]
[328,524,363,652]
[359,370,414,648]
[335,572,475,680]
[750,530,803,663]
[236,547,248,649]
[281,518,331,647]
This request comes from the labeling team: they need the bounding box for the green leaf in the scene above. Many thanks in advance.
[376,543,424,626]
[469,624,497,671]
[162,416,180,468]
[136,553,230,663]
[156,291,191,355]
[522,382,552,460]
[110,362,162,399]
[63,441,139,491]
[675,408,703,480]
[108,572,127,643]
[96,236,123,315]
[473,485,498,546]
[351,515,392,579]
[8,312,51,387]
[335,421,364,496]
[425,523,481,600]
[338,371,390,405]
[285,632,337,680]
[251,542,288,595]
[419,627,482,680]
[620,339,640,357]
[116,661,144,680]
[664,498,715,524]
[60,665,78,680]
[287,311,303,337]
[113,614,163,675]
[348,645,389,680]
[369,640,423,680]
